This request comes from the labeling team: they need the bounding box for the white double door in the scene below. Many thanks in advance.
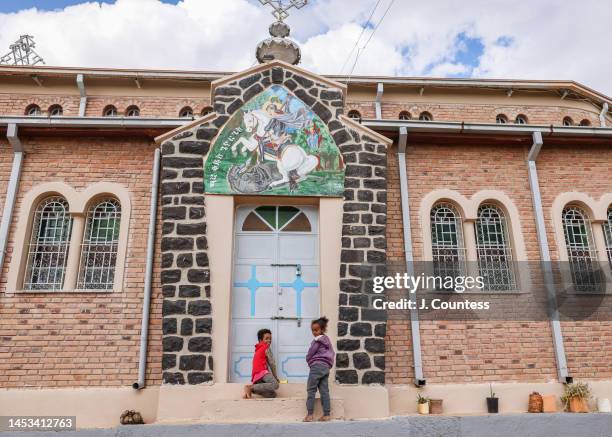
[230,206,320,383]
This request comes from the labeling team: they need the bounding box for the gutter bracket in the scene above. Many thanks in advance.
[527,131,571,384]
[397,126,425,386]
[77,74,87,117]
[7,123,23,152]
[375,82,384,119]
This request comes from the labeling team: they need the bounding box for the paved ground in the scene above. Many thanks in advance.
[2,413,611,437]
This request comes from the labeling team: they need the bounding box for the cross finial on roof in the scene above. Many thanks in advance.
[258,0,309,22]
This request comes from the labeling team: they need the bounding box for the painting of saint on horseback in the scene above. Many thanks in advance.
[204,85,345,196]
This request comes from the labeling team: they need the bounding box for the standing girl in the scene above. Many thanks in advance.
[304,316,335,422]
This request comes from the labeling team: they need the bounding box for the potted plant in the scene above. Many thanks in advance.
[417,394,429,415]
[560,382,591,413]
[487,384,499,414]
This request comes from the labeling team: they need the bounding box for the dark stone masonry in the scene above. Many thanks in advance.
[159,63,387,385]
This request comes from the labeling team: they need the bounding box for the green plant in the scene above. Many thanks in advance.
[560,382,592,408]
[489,383,497,398]
[417,394,429,404]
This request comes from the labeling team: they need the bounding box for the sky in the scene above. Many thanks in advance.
[0,0,610,97]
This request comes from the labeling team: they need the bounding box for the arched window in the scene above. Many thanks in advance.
[23,197,73,290]
[241,206,312,233]
[515,114,528,124]
[604,207,612,268]
[179,106,194,118]
[25,104,41,116]
[579,119,591,127]
[398,111,411,121]
[562,116,574,126]
[475,204,516,290]
[103,105,118,117]
[431,203,465,287]
[201,106,213,117]
[125,105,140,117]
[77,198,121,290]
[48,104,63,116]
[562,206,601,291]
[495,114,508,124]
[347,110,362,123]
[419,111,433,121]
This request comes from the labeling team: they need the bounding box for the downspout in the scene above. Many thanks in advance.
[77,74,87,117]
[397,126,426,386]
[600,102,609,127]
[0,124,24,272]
[133,147,161,390]
[526,131,571,383]
[375,83,384,119]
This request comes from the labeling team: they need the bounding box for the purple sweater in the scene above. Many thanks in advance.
[306,335,335,368]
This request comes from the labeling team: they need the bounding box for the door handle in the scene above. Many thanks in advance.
[271,263,302,277]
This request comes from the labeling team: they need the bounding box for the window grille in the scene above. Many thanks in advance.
[495,114,508,124]
[431,203,465,288]
[475,204,516,291]
[562,116,574,126]
[201,106,213,116]
[515,114,528,124]
[562,206,602,292]
[605,208,612,268]
[103,105,118,117]
[23,197,73,290]
[399,111,411,120]
[26,104,41,116]
[179,106,193,118]
[77,199,121,290]
[347,110,362,122]
[126,106,140,117]
[419,111,433,121]
[49,105,63,116]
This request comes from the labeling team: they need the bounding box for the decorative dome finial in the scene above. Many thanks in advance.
[256,0,308,65]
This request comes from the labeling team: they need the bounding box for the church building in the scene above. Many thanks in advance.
[0,5,611,427]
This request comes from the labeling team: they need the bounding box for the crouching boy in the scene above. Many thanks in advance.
[242,328,279,399]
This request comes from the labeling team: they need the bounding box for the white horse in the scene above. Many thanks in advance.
[232,109,318,188]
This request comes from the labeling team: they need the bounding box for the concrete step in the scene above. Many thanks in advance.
[200,397,345,423]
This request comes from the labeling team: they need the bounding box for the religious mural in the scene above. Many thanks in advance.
[204,85,344,196]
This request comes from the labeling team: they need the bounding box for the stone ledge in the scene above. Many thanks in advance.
[200,397,345,423]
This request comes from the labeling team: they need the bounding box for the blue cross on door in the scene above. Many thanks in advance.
[233,265,274,316]
[280,274,319,318]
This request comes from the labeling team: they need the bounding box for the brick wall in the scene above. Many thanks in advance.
[0,140,12,216]
[0,137,163,388]
[384,142,562,384]
[537,145,612,380]
[347,100,601,126]
[85,97,212,118]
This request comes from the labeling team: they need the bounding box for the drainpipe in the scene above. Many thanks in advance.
[133,147,161,390]
[375,83,384,119]
[0,124,24,272]
[600,102,609,127]
[77,74,87,117]
[397,127,426,386]
[527,131,571,383]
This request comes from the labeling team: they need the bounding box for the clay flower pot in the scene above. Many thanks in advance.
[429,399,443,414]
[417,402,429,415]
[569,397,589,413]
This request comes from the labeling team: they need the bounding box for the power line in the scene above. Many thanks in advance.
[347,0,395,82]
[339,0,383,75]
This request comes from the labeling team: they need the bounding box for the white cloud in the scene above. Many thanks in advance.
[0,0,610,97]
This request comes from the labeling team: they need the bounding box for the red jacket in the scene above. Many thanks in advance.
[251,341,269,383]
